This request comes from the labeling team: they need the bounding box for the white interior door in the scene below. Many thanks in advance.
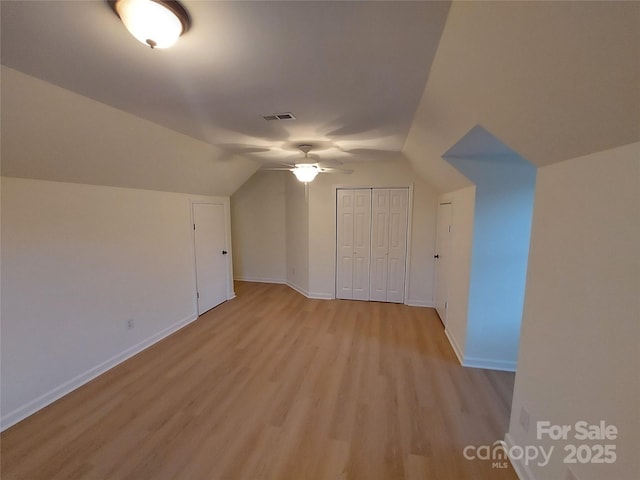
[434,202,453,324]
[370,189,408,303]
[193,203,229,315]
[336,189,371,300]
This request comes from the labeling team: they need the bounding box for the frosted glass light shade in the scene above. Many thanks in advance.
[114,0,190,49]
[292,165,319,183]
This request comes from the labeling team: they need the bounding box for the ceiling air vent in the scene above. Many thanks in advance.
[263,112,296,121]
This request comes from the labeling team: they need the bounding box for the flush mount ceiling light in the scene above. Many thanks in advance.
[109,0,191,49]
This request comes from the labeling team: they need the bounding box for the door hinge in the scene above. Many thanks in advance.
[197,292,200,299]
[194,223,196,230]
[445,301,448,309]
[448,225,451,233]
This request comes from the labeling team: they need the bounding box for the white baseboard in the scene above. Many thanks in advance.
[234,277,286,284]
[235,279,331,299]
[405,299,435,308]
[284,281,333,300]
[1,312,198,431]
[285,281,309,298]
[444,328,464,365]
[308,292,333,300]
[504,433,536,480]
[463,356,517,372]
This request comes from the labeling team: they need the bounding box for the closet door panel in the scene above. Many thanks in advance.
[336,190,355,299]
[386,189,409,303]
[352,189,372,300]
[336,189,371,300]
[370,189,389,302]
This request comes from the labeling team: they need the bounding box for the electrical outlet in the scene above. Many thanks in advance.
[127,318,134,330]
[565,466,578,480]
[519,407,530,432]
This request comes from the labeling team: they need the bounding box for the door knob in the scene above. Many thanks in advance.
[434,254,440,259]
[222,250,228,255]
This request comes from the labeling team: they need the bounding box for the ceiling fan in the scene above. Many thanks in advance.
[261,144,353,183]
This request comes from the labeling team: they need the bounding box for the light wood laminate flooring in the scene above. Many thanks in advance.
[1,282,517,479]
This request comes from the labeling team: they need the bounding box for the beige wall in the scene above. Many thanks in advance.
[285,174,309,295]
[0,177,233,429]
[231,171,287,283]
[1,66,258,196]
[506,142,640,480]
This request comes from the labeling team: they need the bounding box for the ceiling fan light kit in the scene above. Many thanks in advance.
[260,144,353,183]
[292,165,320,183]
[293,145,319,183]
[109,0,191,49]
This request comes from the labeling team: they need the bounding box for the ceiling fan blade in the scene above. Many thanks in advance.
[267,145,353,176]
[260,167,293,171]
[318,167,354,174]
[218,144,272,155]
[272,161,297,168]
[260,160,296,169]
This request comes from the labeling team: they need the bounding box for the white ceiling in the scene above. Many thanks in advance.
[1,0,451,165]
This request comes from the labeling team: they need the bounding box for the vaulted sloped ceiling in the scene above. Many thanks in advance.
[2,1,638,196]
[404,0,640,193]
[1,66,259,196]
[1,1,451,196]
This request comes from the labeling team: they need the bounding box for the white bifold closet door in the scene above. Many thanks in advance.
[336,189,372,300]
[370,189,409,303]
[336,188,408,303]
